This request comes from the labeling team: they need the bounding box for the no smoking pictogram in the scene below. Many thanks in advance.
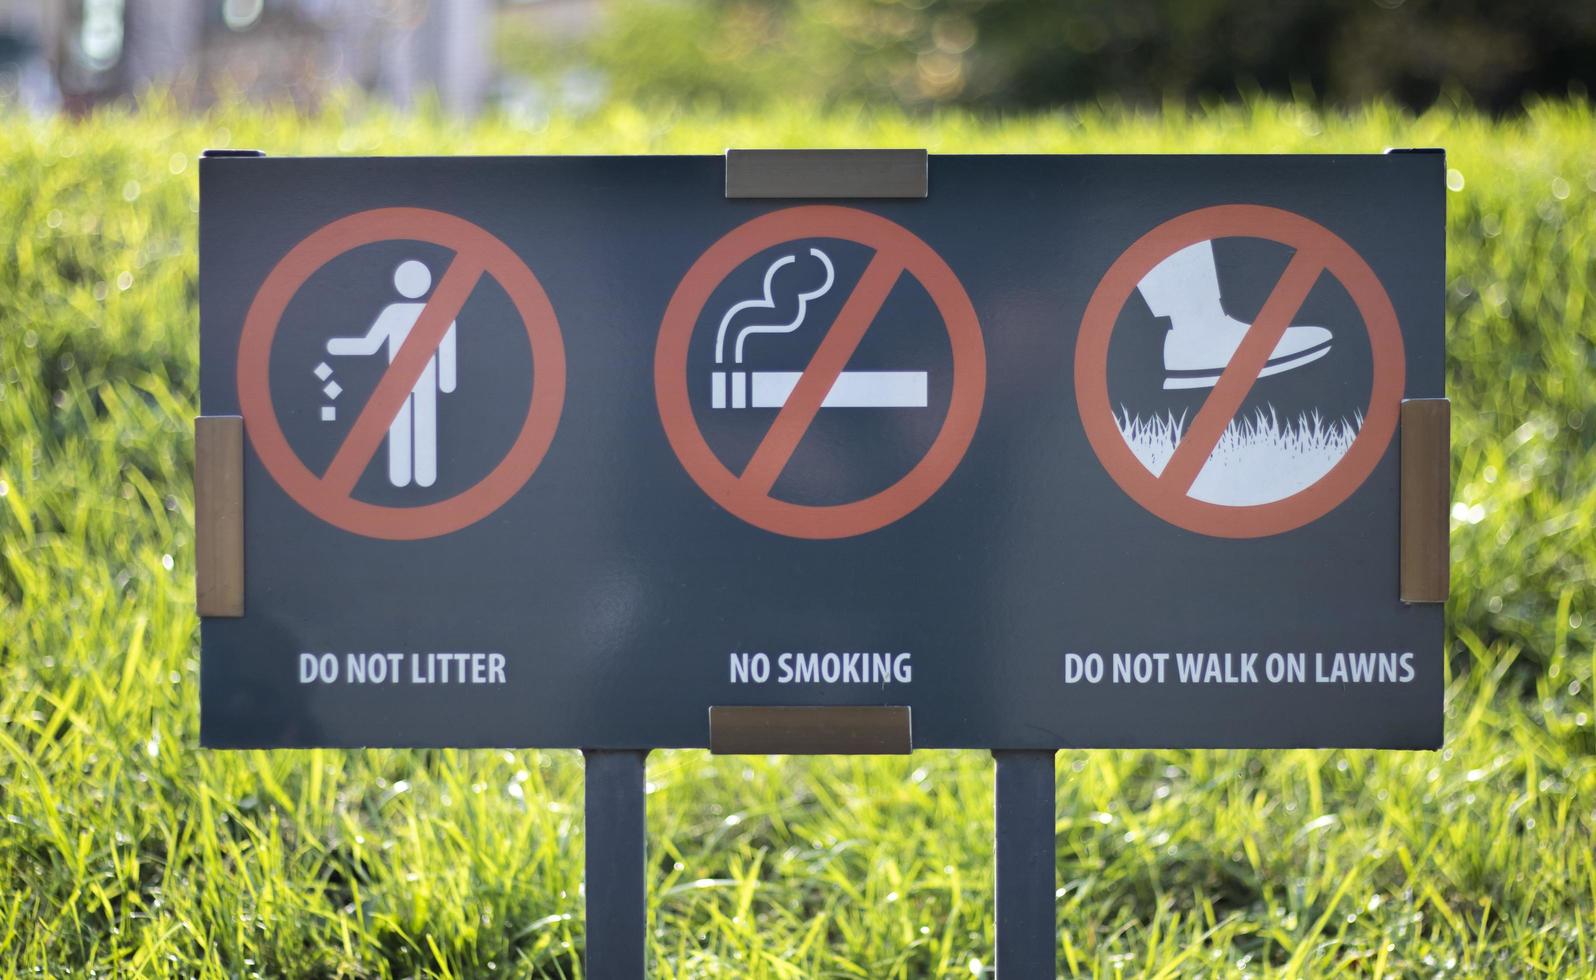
[1075,205,1405,538]
[237,208,566,541]
[655,206,985,539]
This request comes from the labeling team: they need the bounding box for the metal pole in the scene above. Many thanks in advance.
[583,749,648,979]
[993,750,1057,977]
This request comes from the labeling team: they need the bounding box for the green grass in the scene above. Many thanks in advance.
[1,95,1593,976]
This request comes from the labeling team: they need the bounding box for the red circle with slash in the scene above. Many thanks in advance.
[1075,204,1405,538]
[655,206,986,539]
[236,207,566,541]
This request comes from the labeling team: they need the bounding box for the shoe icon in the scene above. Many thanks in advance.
[1138,240,1331,390]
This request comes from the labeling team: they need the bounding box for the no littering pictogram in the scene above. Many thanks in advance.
[236,207,566,541]
[1074,204,1405,538]
[655,206,985,540]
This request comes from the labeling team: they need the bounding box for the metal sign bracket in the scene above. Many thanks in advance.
[724,148,928,199]
[708,705,911,754]
[195,415,245,617]
[1400,397,1451,603]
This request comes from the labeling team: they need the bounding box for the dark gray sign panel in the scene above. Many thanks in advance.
[199,153,1445,750]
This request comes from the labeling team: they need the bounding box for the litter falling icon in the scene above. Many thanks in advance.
[710,248,928,410]
[314,361,340,421]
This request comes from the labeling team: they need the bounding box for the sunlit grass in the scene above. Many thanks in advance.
[0,94,1592,976]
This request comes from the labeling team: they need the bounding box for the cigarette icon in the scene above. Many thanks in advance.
[712,248,927,410]
[712,370,928,409]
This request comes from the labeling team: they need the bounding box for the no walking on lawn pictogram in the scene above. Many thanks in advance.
[655,206,986,539]
[236,207,566,541]
[1074,204,1406,538]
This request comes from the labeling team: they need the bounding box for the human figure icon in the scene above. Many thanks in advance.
[326,260,457,488]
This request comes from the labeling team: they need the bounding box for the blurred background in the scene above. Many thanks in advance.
[2,0,1593,119]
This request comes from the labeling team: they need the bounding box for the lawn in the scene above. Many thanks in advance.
[1,96,1593,977]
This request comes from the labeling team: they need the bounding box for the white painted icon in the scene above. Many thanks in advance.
[1117,406,1361,506]
[314,361,339,421]
[1137,240,1331,390]
[711,249,927,410]
[1117,239,1359,506]
[325,260,457,488]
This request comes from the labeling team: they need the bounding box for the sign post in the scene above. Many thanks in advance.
[197,147,1447,973]
[994,750,1059,975]
[583,750,648,980]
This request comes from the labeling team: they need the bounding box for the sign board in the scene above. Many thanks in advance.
[199,153,1444,750]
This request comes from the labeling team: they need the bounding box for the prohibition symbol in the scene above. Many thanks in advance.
[655,206,986,539]
[237,208,566,541]
[1075,205,1405,538]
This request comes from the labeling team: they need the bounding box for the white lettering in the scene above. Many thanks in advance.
[1112,652,1169,684]
[738,651,913,685]
[299,652,338,684]
[1064,653,1103,684]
